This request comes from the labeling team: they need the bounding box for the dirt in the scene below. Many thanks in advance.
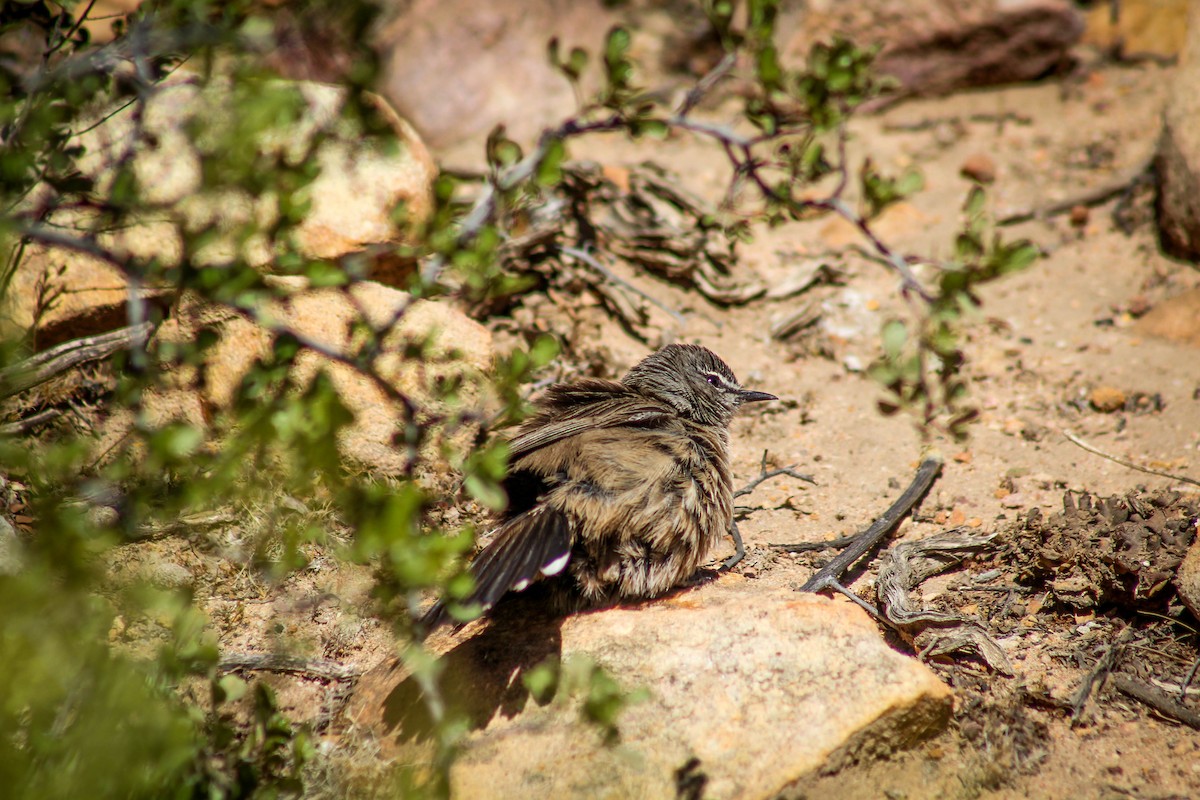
[89,55,1200,798]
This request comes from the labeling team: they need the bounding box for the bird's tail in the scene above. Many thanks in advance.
[418,505,573,635]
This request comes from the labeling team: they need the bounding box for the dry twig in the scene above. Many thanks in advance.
[0,321,152,399]
[218,653,362,682]
[800,455,943,595]
[723,453,817,569]
[876,529,1012,674]
[1114,674,1200,729]
[998,157,1155,226]
[1065,431,1200,488]
[0,408,62,435]
[1071,626,1134,724]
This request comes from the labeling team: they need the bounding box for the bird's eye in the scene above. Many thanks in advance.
[706,374,719,385]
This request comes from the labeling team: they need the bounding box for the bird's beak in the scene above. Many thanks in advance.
[737,389,777,404]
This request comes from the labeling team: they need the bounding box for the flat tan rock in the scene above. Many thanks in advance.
[1134,287,1200,348]
[2,77,434,347]
[99,278,492,477]
[350,578,952,799]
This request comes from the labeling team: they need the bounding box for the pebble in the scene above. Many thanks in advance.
[1000,493,1026,508]
[1089,386,1126,413]
[960,153,997,183]
[145,560,195,591]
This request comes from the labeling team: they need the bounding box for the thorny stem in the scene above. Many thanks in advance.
[419,51,933,303]
[675,51,737,117]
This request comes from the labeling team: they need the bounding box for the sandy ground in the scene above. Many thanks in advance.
[99,56,1200,798]
[641,61,1200,799]
[454,58,1200,798]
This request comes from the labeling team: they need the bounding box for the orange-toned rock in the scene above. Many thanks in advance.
[1089,386,1127,412]
[961,154,997,184]
[1134,288,1200,348]
[350,581,952,799]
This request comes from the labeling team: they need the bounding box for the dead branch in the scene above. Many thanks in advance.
[998,157,1155,226]
[561,245,686,324]
[0,322,153,399]
[1065,431,1200,489]
[1071,626,1134,725]
[877,530,996,626]
[734,452,817,499]
[800,455,943,594]
[218,653,362,682]
[723,454,818,569]
[769,533,859,553]
[876,529,1013,674]
[1114,674,1200,729]
[0,408,62,435]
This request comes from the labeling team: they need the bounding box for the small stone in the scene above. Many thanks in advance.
[144,560,195,591]
[1126,294,1152,317]
[960,153,997,184]
[1089,386,1126,412]
[87,505,120,528]
[1068,205,1090,227]
[1002,417,1025,436]
[1000,493,1026,509]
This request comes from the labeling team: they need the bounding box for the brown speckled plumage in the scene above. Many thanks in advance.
[421,344,775,631]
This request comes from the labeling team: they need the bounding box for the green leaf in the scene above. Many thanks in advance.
[464,473,507,511]
[964,185,986,218]
[522,659,560,703]
[156,424,203,459]
[537,139,566,186]
[529,334,560,367]
[605,27,631,65]
[568,47,589,78]
[216,674,248,704]
[881,319,907,358]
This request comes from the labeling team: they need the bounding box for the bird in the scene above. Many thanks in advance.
[420,343,776,632]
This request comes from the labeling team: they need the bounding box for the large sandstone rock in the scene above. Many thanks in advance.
[1134,287,1200,348]
[375,0,617,151]
[1082,0,1191,59]
[782,0,1084,100]
[349,579,952,799]
[1177,522,1200,620]
[100,278,492,477]
[2,76,435,348]
[1156,1,1200,261]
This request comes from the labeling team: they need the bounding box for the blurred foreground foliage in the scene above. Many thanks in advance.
[0,0,1036,798]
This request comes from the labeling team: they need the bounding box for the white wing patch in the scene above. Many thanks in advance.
[540,552,571,576]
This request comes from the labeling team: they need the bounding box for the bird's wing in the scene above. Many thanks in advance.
[419,504,572,633]
[507,382,674,462]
